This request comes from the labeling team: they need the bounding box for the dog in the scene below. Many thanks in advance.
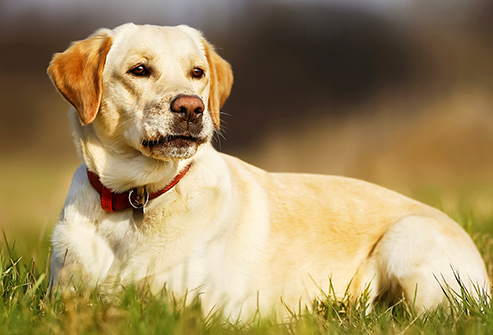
[48,23,490,318]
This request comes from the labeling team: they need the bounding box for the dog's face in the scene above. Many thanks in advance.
[48,24,233,161]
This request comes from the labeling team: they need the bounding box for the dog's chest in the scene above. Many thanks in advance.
[92,206,227,292]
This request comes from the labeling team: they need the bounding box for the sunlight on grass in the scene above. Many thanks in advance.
[2,203,493,334]
[1,233,493,335]
[0,156,78,258]
[1,156,493,334]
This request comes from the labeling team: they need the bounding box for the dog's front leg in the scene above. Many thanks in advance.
[49,218,116,290]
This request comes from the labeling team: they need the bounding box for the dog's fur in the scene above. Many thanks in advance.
[48,23,490,318]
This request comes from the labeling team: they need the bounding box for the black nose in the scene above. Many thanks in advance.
[170,95,204,124]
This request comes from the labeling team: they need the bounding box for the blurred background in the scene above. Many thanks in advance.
[1,0,492,255]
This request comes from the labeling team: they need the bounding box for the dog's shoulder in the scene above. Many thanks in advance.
[61,164,103,221]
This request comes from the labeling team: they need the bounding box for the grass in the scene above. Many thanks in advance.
[1,214,493,334]
[1,163,493,334]
[1,244,492,335]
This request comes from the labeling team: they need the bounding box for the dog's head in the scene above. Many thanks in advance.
[48,23,233,161]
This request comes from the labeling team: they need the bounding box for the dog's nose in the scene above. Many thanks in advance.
[170,95,204,123]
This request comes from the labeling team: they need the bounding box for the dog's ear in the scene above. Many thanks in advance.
[48,30,113,126]
[202,39,233,129]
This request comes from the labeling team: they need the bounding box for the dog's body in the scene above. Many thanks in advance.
[48,23,489,318]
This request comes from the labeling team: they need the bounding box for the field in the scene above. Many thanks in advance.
[2,0,493,333]
[1,159,493,335]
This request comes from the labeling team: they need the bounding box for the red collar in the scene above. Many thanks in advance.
[86,164,192,212]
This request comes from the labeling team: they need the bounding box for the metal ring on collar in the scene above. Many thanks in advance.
[128,189,149,209]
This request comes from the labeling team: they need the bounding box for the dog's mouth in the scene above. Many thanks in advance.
[141,134,205,159]
[141,135,199,149]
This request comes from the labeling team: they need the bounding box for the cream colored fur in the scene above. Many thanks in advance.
[48,23,490,319]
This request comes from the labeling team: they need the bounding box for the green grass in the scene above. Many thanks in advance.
[1,227,493,334]
[1,182,493,334]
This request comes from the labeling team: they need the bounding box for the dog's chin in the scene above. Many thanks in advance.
[140,135,204,161]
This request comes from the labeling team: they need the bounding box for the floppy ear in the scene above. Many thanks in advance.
[202,39,233,129]
[47,29,113,125]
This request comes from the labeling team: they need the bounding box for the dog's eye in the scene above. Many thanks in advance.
[192,67,205,79]
[129,64,150,77]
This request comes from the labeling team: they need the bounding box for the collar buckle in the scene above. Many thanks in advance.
[128,188,149,211]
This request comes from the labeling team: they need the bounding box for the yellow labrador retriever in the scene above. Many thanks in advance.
[48,23,489,317]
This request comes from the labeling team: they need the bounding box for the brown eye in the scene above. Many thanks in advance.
[129,64,150,77]
[192,67,204,79]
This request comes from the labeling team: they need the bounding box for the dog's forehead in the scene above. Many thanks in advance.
[109,24,205,61]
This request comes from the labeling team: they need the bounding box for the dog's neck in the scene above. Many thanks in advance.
[73,120,194,194]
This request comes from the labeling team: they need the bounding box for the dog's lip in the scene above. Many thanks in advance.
[141,135,199,148]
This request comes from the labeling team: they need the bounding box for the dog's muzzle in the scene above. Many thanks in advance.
[140,94,208,159]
